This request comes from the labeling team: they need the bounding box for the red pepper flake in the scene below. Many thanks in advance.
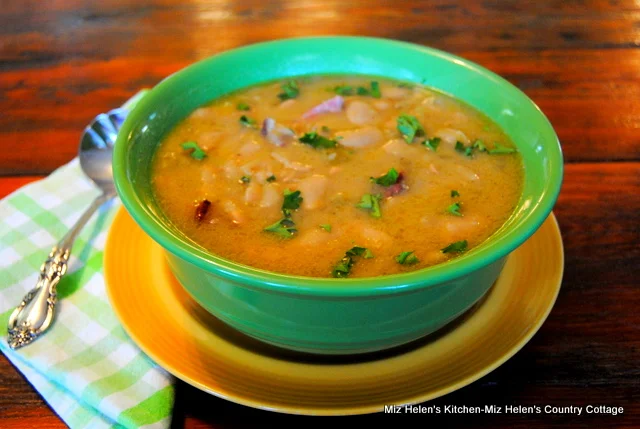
[195,199,211,222]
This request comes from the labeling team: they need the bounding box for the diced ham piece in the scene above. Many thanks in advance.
[301,95,344,119]
[261,118,295,147]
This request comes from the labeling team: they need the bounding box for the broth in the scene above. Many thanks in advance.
[151,76,523,278]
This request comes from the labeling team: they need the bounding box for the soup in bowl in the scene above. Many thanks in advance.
[113,37,563,354]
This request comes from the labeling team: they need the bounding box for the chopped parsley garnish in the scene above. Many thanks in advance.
[319,224,332,232]
[441,240,468,254]
[356,193,382,218]
[332,246,374,278]
[240,175,251,184]
[422,137,441,151]
[369,81,381,98]
[266,175,277,183]
[239,115,257,128]
[320,125,331,133]
[488,143,517,154]
[278,80,299,101]
[282,189,303,217]
[395,251,419,265]
[447,202,462,216]
[397,114,425,143]
[455,141,474,157]
[333,81,381,98]
[371,168,400,187]
[264,217,297,239]
[472,139,487,152]
[264,189,303,238]
[453,139,516,157]
[299,132,338,149]
[236,102,250,111]
[451,190,460,198]
[180,141,206,160]
[334,85,354,96]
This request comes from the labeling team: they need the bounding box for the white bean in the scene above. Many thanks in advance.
[244,183,262,205]
[222,200,245,224]
[434,128,470,146]
[453,164,480,181]
[382,138,419,157]
[337,127,383,148]
[237,141,261,157]
[383,86,411,99]
[346,101,377,125]
[260,184,282,208]
[298,175,328,210]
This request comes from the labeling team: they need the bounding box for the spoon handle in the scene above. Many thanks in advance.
[7,192,112,349]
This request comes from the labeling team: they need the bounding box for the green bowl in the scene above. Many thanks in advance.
[113,36,563,355]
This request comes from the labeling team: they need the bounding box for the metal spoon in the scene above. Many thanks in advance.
[7,108,128,349]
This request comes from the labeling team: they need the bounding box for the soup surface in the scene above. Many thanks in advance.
[152,76,523,278]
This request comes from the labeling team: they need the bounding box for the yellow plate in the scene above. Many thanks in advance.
[105,208,563,415]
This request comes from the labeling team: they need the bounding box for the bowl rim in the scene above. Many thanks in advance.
[113,35,564,297]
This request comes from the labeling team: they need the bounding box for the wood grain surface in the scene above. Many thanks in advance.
[1,0,639,428]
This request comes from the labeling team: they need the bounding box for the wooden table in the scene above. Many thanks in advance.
[1,1,638,427]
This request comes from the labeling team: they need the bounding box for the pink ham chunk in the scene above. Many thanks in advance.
[301,95,344,119]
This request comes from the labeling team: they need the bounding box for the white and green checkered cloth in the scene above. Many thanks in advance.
[0,95,174,428]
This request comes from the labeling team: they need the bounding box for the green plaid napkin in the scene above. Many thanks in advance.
[0,93,174,428]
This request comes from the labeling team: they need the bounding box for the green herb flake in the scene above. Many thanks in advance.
[266,175,277,183]
[397,114,425,143]
[447,202,463,217]
[398,82,415,89]
[395,251,419,265]
[239,115,257,128]
[370,168,400,187]
[331,246,373,278]
[299,132,338,149]
[472,139,487,152]
[451,190,460,198]
[455,141,474,157]
[488,143,518,154]
[441,240,468,254]
[333,85,354,96]
[282,189,303,217]
[278,80,299,101]
[370,81,381,98]
[240,175,251,184]
[236,102,250,111]
[320,125,331,133]
[319,224,332,232]
[180,141,207,160]
[264,217,298,239]
[337,82,381,98]
[422,137,441,151]
[356,193,382,218]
